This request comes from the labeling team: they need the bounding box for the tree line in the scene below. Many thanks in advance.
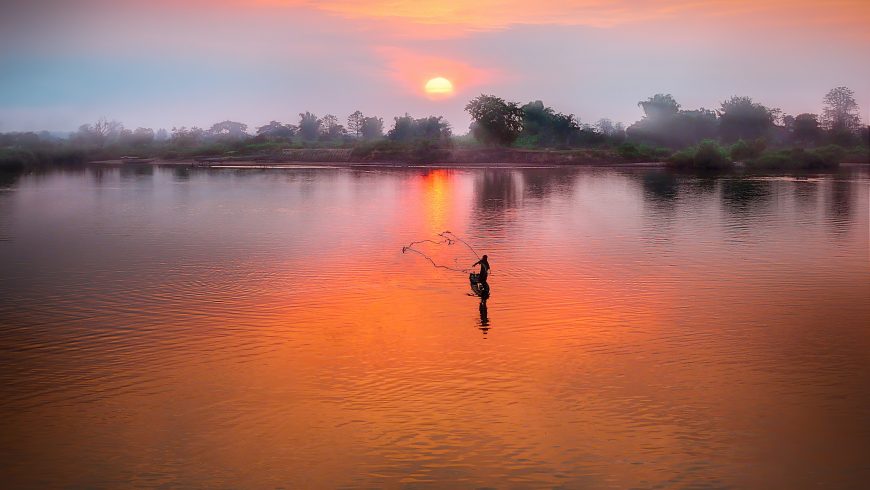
[466,86,866,149]
[1,86,867,169]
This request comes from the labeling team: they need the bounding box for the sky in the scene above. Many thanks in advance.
[1,0,869,133]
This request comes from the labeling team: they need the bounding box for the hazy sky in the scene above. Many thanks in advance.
[1,0,869,133]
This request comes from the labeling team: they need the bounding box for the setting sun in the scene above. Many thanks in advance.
[424,77,454,96]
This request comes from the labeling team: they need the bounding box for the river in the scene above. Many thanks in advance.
[1,165,868,488]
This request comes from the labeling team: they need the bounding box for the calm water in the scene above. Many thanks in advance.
[1,165,869,488]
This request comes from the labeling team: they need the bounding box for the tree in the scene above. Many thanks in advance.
[347,111,364,138]
[256,121,295,140]
[595,119,625,142]
[548,112,581,146]
[595,119,616,136]
[389,114,415,142]
[208,120,248,140]
[387,114,451,143]
[72,117,123,147]
[675,109,719,144]
[155,128,169,142]
[320,114,346,140]
[638,94,680,121]
[627,95,718,148]
[465,94,523,146]
[414,116,452,142]
[298,112,321,141]
[718,96,775,142]
[121,127,154,147]
[360,116,384,140]
[792,113,821,145]
[170,126,205,147]
[518,100,581,147]
[822,86,861,132]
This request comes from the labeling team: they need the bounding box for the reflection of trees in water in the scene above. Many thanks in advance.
[172,166,191,181]
[642,171,679,203]
[519,168,578,200]
[720,178,773,213]
[827,178,853,235]
[471,170,520,235]
[89,166,108,184]
[0,170,20,242]
[639,170,720,208]
[120,163,154,179]
[474,170,519,212]
[792,179,819,208]
[0,170,22,189]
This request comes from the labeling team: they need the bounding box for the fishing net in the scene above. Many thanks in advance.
[401,231,481,274]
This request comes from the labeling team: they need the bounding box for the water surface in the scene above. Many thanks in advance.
[1,165,868,488]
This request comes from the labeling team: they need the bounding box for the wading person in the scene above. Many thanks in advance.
[471,255,490,295]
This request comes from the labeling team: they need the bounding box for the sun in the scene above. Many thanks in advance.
[424,77,454,97]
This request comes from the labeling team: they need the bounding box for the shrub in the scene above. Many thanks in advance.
[618,143,671,162]
[668,140,731,169]
[748,145,843,169]
[729,139,766,161]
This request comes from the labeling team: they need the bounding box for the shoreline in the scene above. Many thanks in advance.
[91,158,670,169]
[87,158,870,170]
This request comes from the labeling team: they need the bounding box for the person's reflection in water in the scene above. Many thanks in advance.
[478,298,490,336]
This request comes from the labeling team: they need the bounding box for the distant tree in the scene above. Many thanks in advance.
[208,120,248,140]
[549,112,581,146]
[73,117,123,147]
[155,128,169,142]
[675,109,719,144]
[389,114,415,142]
[519,100,581,147]
[360,116,384,140]
[781,114,796,133]
[118,128,133,145]
[387,114,451,143]
[627,95,718,148]
[822,86,861,132]
[718,96,775,142]
[347,111,364,138]
[320,114,346,140]
[414,116,452,142]
[171,126,205,147]
[256,121,295,140]
[638,94,680,121]
[465,94,523,146]
[298,112,321,141]
[595,118,616,136]
[792,113,821,145]
[0,131,42,148]
[121,127,154,147]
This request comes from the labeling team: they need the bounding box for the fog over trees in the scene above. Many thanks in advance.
[1,86,867,170]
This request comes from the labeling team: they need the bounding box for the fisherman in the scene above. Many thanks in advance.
[471,255,490,286]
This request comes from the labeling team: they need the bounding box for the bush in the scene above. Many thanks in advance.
[0,147,86,169]
[729,139,766,161]
[618,142,667,162]
[411,140,450,164]
[512,134,540,149]
[748,145,844,169]
[350,140,404,159]
[667,140,731,169]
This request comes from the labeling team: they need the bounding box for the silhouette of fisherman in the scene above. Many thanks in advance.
[470,255,490,297]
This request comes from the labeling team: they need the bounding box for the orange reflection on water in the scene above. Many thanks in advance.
[0,167,868,488]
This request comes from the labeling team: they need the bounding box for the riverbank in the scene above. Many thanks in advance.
[93,147,653,167]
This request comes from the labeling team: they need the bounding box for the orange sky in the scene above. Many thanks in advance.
[1,0,868,131]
